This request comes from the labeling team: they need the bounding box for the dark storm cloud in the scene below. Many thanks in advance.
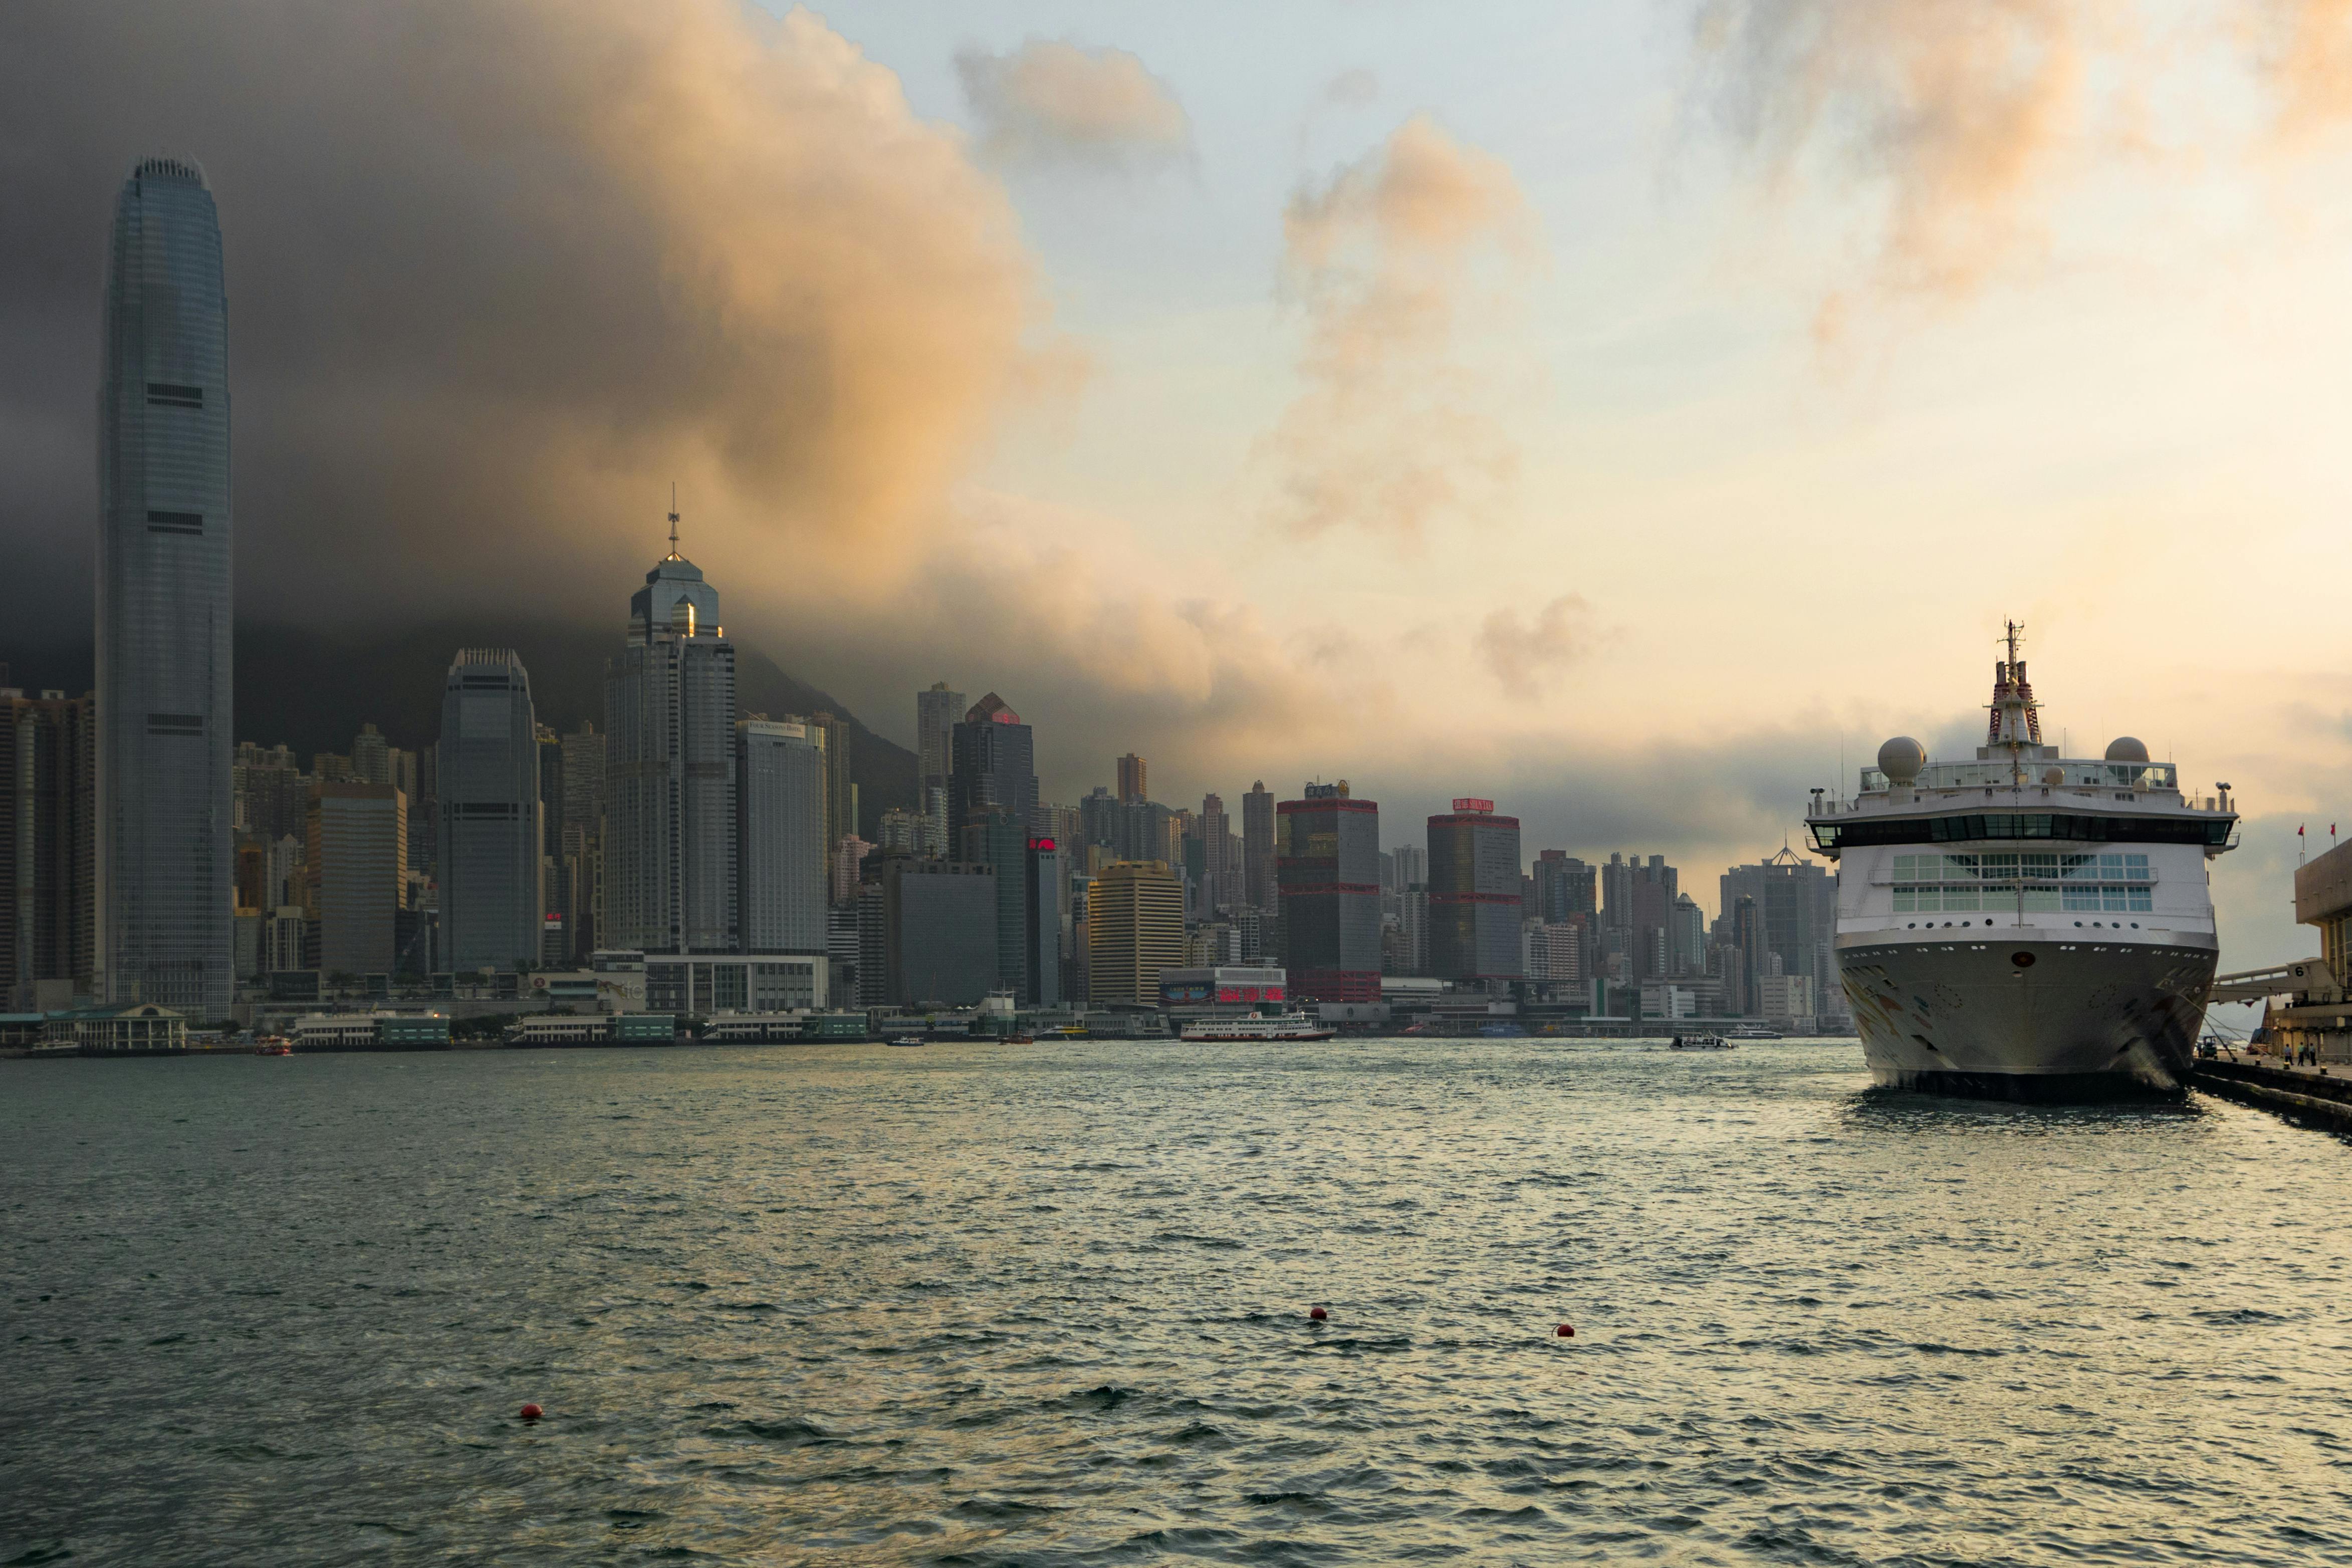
[0,0,1046,643]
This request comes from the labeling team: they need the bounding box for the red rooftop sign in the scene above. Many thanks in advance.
[1452,798,1494,813]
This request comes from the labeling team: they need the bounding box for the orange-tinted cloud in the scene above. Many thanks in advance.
[1476,595,1596,696]
[1696,0,2092,321]
[954,38,1192,171]
[0,0,1054,626]
[1258,115,1540,540]
[2252,0,2352,134]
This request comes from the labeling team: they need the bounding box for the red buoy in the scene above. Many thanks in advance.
[1308,1306,1327,1321]
[1555,1325,1574,1338]
[519,1403,544,1421]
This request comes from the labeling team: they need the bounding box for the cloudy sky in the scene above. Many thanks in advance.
[6,0,2351,958]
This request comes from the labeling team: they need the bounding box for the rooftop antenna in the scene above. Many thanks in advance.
[665,483,681,561]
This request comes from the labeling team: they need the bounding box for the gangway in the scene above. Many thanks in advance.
[2208,958,2335,1005]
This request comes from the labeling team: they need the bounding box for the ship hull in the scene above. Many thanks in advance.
[1836,938,2213,1100]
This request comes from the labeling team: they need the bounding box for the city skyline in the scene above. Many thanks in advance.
[9,2,2352,973]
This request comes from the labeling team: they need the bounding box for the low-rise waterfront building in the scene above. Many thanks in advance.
[506,1012,678,1047]
[44,1002,186,1054]
[642,952,828,1015]
[291,1011,452,1050]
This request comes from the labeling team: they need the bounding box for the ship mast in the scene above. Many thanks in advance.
[1986,620,2043,787]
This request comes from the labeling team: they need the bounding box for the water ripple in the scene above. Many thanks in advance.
[6,1039,2351,1564]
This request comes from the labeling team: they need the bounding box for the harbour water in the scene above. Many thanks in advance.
[6,1039,2351,1564]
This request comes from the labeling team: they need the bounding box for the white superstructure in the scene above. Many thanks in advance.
[1805,627,2237,1098]
[1179,1012,1337,1042]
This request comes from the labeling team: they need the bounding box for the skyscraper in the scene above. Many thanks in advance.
[915,682,962,852]
[1241,781,1276,910]
[97,157,233,1013]
[605,515,738,954]
[1024,835,1063,1006]
[1532,851,1595,923]
[809,711,856,850]
[351,724,390,786]
[1199,793,1234,908]
[737,718,827,954]
[1116,753,1147,805]
[873,858,998,1006]
[1277,781,1383,1002]
[1086,861,1184,1007]
[1428,799,1523,983]
[436,650,543,973]
[949,694,1036,846]
[962,806,1031,998]
[308,781,405,980]
[1720,849,1835,996]
[559,721,605,958]
[3,685,96,1008]
[535,722,565,961]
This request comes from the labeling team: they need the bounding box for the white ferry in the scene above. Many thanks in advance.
[1670,1033,1733,1051]
[1179,1012,1337,1042]
[1805,626,2236,1100]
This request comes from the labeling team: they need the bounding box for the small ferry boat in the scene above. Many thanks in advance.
[887,1036,925,1049]
[1670,1033,1733,1051]
[1179,1012,1336,1042]
[253,1037,293,1057]
[1723,1024,1780,1041]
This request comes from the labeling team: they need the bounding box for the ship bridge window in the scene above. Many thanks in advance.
[1819,813,2225,850]
[1889,849,2150,914]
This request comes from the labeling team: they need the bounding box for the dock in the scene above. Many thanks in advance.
[2193,1049,2352,1136]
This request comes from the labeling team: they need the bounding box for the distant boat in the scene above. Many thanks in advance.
[1671,1033,1733,1051]
[887,1036,925,1049]
[1180,1013,1337,1042]
[1005,1032,1035,1044]
[254,1037,293,1057]
[1723,1024,1780,1040]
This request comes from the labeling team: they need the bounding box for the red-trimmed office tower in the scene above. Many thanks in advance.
[1275,781,1382,1002]
[1428,800,1524,984]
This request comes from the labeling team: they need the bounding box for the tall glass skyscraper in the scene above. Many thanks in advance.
[605,529,738,954]
[98,158,233,1014]
[736,718,825,954]
[436,649,543,973]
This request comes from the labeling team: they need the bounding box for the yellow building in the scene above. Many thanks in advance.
[1087,860,1185,1007]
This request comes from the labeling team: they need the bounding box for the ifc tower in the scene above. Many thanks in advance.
[97,158,233,1014]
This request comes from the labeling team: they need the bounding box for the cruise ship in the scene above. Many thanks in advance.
[1805,628,2237,1099]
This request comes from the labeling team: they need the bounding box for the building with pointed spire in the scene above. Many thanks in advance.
[604,500,738,954]
[97,157,234,1013]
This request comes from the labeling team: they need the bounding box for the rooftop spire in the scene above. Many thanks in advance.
[665,482,681,561]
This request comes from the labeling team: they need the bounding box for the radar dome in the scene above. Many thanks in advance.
[2042,766,2064,786]
[1877,736,1927,785]
[2104,737,2149,763]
